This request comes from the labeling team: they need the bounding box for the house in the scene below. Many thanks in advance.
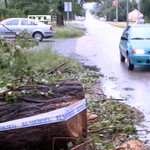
[128,9,143,22]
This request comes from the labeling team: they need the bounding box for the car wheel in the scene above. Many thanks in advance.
[120,51,125,62]
[33,32,43,42]
[127,56,134,70]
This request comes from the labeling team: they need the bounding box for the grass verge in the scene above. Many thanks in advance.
[107,21,128,28]
[53,27,84,39]
[106,21,136,28]
[51,21,85,39]
[26,47,80,71]
[107,21,150,28]
[25,47,98,84]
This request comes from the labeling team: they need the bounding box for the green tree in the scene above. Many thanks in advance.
[141,0,150,21]
[4,0,8,8]
[93,0,137,22]
[0,0,5,8]
[7,0,105,26]
[8,0,50,16]
[0,8,24,20]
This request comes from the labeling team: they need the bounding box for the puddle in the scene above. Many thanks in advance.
[123,87,135,91]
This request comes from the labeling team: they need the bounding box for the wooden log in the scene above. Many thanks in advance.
[0,78,87,150]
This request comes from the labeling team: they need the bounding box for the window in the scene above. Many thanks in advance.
[21,20,29,25]
[31,20,37,25]
[21,19,37,25]
[5,19,19,25]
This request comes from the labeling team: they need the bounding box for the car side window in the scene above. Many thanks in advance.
[21,20,29,25]
[31,21,37,25]
[5,19,19,25]
[21,20,37,25]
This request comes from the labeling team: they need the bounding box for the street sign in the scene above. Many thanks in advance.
[64,2,72,12]
[112,1,116,6]
[28,15,51,24]
[64,2,72,26]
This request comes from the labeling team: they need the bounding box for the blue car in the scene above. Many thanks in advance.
[119,24,150,70]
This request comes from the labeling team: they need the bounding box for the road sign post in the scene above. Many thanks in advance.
[112,1,118,22]
[112,1,116,6]
[64,2,72,26]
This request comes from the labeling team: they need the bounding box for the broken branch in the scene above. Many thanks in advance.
[88,127,118,133]
[47,60,68,74]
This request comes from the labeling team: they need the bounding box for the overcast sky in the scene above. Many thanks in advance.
[83,2,96,10]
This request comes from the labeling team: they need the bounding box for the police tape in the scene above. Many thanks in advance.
[0,99,86,132]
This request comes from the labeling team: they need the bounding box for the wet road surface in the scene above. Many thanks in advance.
[75,11,150,142]
[39,12,150,143]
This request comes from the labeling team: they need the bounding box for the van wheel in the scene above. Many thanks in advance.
[120,51,125,62]
[33,32,43,41]
[127,56,134,70]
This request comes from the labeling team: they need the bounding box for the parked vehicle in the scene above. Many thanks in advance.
[75,16,85,21]
[99,17,106,21]
[0,18,54,41]
[119,24,150,70]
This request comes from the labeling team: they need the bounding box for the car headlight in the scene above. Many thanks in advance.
[132,49,145,54]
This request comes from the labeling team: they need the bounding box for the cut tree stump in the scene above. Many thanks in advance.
[0,78,87,150]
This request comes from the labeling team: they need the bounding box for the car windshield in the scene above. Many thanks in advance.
[130,26,150,39]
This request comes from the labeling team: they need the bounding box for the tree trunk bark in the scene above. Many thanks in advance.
[4,0,8,8]
[0,78,87,150]
[56,1,64,27]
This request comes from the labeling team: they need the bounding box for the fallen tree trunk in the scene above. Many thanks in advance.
[0,78,87,150]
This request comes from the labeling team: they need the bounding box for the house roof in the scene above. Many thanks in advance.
[128,9,143,17]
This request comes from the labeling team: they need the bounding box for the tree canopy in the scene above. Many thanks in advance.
[91,0,150,22]
[7,0,105,16]
[91,0,138,22]
[2,0,104,26]
[141,0,150,21]
[2,0,150,23]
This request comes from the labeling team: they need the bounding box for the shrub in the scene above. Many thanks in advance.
[0,8,25,20]
[53,26,84,39]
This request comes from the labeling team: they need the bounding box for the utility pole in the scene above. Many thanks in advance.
[138,0,140,20]
[138,0,140,12]
[127,0,129,26]
[116,0,118,22]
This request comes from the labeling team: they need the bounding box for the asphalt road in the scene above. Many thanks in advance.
[76,11,150,142]
[39,11,150,142]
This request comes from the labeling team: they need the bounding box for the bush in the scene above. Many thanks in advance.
[0,8,25,20]
[53,26,84,39]
[26,47,82,71]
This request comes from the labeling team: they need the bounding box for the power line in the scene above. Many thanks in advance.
[118,4,125,12]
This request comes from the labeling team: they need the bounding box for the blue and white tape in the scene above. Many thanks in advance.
[0,99,86,132]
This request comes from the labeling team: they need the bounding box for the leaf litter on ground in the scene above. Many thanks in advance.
[75,79,149,150]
